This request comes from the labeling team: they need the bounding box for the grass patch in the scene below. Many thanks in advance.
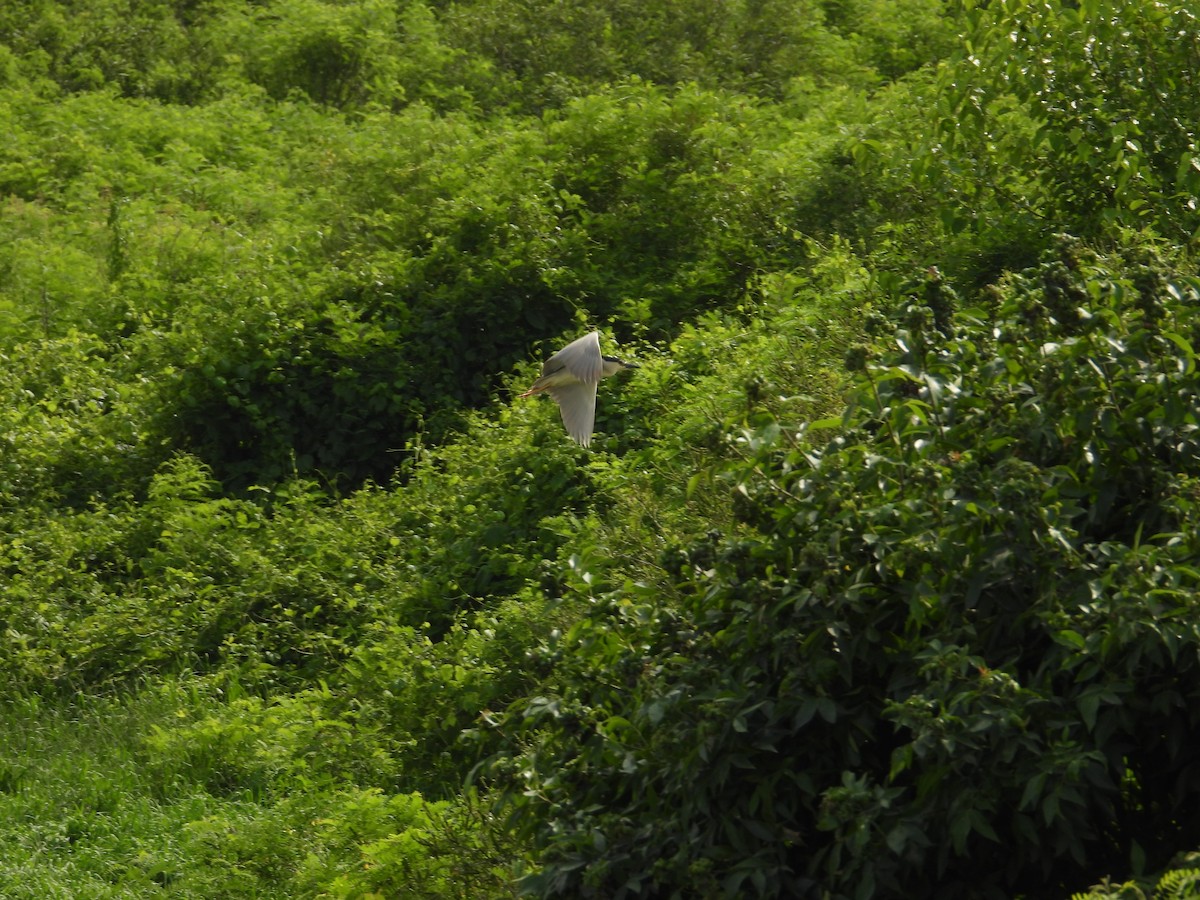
[0,689,306,898]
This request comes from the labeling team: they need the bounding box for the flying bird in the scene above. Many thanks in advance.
[519,331,638,446]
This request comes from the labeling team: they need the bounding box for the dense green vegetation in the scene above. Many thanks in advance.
[1,0,1198,896]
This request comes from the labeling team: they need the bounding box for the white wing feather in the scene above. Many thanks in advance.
[544,331,603,384]
[547,380,598,447]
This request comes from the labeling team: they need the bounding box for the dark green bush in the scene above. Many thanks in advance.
[234,0,405,108]
[492,240,1200,898]
[932,0,1200,245]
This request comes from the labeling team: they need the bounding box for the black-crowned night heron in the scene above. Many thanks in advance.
[519,331,638,447]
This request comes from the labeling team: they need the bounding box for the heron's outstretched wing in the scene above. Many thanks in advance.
[544,331,603,384]
[547,380,598,447]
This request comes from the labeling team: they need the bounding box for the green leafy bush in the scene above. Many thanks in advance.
[491,239,1200,898]
[293,787,521,898]
[232,0,406,108]
[1071,856,1200,900]
[934,0,1200,243]
[11,1,1200,896]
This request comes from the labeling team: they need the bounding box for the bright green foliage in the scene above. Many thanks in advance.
[0,688,518,898]
[491,240,1200,897]
[1071,857,1200,900]
[232,0,407,108]
[0,332,153,506]
[294,787,522,898]
[0,0,952,112]
[0,74,877,488]
[2,0,1199,897]
[933,0,1200,244]
[0,0,212,100]
[836,0,1200,294]
[441,0,861,109]
[0,430,595,695]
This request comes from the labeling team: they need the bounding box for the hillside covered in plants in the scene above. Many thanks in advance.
[1,0,1199,897]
